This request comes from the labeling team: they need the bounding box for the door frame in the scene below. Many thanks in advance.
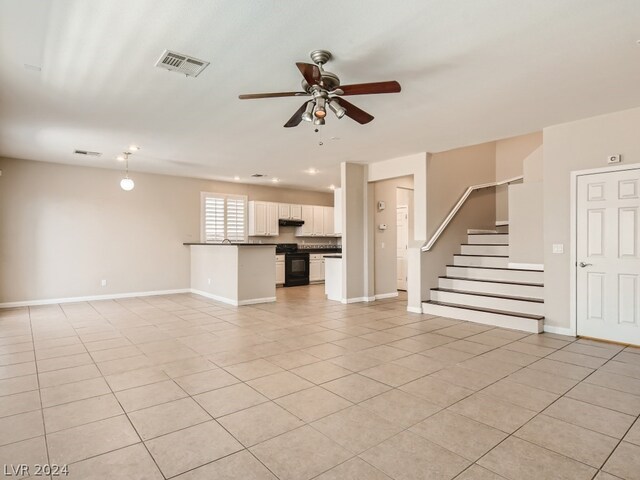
[396,204,409,291]
[570,163,640,338]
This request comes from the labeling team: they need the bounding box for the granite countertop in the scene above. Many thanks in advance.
[323,254,343,259]
[300,248,342,254]
[183,243,277,246]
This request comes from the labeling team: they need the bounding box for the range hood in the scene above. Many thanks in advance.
[279,219,304,227]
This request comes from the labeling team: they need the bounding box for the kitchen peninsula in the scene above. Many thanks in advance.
[184,243,276,306]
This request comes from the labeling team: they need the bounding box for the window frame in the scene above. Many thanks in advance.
[200,192,248,243]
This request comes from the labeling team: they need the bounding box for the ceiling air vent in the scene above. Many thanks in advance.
[251,173,266,178]
[155,49,210,77]
[74,150,102,157]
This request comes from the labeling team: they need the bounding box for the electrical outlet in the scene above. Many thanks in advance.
[207,278,211,285]
[607,154,621,164]
[101,279,107,287]
[552,244,564,254]
[381,242,385,249]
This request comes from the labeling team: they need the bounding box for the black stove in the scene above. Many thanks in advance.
[276,243,298,254]
[276,244,309,287]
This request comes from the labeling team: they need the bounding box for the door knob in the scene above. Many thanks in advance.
[578,262,593,268]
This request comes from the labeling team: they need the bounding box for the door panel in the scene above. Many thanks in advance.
[577,168,640,344]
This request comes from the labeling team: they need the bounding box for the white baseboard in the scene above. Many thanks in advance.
[237,296,276,306]
[508,262,544,271]
[407,306,423,314]
[0,289,191,309]
[543,324,576,337]
[341,296,376,304]
[375,292,399,300]
[189,289,275,307]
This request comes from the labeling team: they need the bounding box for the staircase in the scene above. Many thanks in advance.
[422,224,544,333]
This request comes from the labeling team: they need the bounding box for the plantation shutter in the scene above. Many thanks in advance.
[202,193,247,243]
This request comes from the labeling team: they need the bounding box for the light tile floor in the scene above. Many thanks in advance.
[1,285,639,479]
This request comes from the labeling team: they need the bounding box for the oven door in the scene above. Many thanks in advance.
[285,253,310,287]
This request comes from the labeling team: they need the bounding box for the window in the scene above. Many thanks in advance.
[201,192,247,243]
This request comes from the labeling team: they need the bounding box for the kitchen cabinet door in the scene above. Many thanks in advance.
[313,206,324,236]
[297,205,314,236]
[249,201,267,236]
[323,207,335,236]
[267,202,279,236]
[278,204,290,219]
[309,260,323,282]
[290,204,302,220]
[275,260,285,285]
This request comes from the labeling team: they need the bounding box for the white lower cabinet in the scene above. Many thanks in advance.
[275,255,285,285]
[309,254,325,283]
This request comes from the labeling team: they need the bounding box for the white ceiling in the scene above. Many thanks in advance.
[1,0,639,191]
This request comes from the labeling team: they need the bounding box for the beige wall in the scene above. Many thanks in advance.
[508,182,543,265]
[543,106,640,331]
[427,142,497,233]
[422,142,497,298]
[372,176,413,296]
[495,132,543,221]
[0,157,333,304]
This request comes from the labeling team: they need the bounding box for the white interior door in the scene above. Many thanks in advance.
[577,167,640,345]
[397,206,408,291]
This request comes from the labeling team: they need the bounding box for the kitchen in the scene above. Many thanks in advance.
[184,190,343,306]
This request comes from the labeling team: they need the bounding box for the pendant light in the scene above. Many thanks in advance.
[120,152,135,191]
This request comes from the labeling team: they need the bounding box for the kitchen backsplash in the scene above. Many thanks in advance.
[256,225,340,246]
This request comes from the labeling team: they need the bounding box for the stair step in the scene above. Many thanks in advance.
[453,254,509,268]
[439,276,544,299]
[461,244,509,256]
[421,301,543,333]
[446,265,544,283]
[430,288,544,316]
[467,233,509,245]
[467,229,498,234]
[495,224,509,233]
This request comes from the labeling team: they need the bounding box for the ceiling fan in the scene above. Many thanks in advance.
[238,50,401,128]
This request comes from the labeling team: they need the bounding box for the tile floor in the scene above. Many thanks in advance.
[1,285,639,479]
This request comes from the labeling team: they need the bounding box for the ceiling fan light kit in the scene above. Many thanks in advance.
[239,50,401,128]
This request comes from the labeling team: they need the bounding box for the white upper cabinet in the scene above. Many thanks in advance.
[312,206,324,236]
[278,203,303,220]
[323,207,335,236]
[249,201,279,236]
[297,205,314,236]
[278,203,290,220]
[334,188,342,235]
[252,201,336,237]
[290,204,302,220]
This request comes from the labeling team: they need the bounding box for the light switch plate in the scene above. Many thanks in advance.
[552,244,564,254]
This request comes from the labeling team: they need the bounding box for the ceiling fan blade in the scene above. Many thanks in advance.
[333,97,374,124]
[239,91,308,99]
[336,80,401,96]
[296,62,321,86]
[284,100,312,128]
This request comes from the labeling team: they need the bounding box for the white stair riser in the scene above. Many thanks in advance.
[422,302,543,333]
[467,234,509,245]
[467,229,498,234]
[431,290,544,316]
[461,244,509,256]
[453,256,509,268]
[439,278,543,300]
[446,266,544,283]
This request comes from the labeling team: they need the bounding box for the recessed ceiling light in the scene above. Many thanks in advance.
[233,176,240,181]
[129,145,140,151]
[306,168,319,175]
[116,155,125,161]
[329,185,336,190]
[271,178,280,183]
